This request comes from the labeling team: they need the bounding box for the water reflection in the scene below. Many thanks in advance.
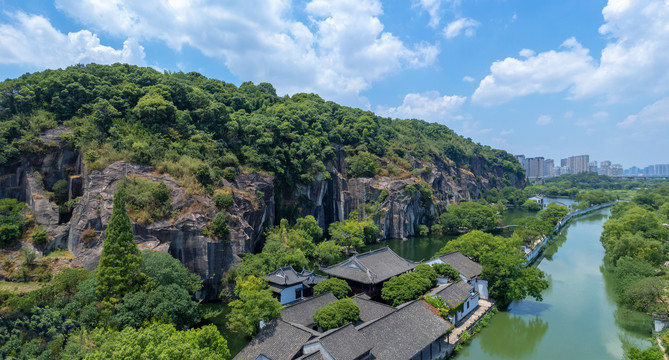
[479,315,549,358]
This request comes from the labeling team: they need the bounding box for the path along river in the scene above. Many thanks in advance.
[367,207,652,359]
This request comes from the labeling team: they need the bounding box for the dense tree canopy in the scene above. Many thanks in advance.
[439,202,500,233]
[0,64,523,197]
[312,298,360,331]
[438,231,548,306]
[313,278,351,299]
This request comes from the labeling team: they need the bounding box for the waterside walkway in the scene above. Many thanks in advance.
[448,299,494,343]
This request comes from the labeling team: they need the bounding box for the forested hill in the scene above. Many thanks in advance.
[0,64,525,298]
[0,63,522,186]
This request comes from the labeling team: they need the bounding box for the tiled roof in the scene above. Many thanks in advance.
[432,280,475,307]
[281,292,338,327]
[233,319,314,360]
[320,247,417,284]
[266,267,328,287]
[358,300,452,360]
[352,296,396,323]
[437,251,482,279]
[316,324,372,360]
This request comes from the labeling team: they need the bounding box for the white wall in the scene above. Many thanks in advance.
[279,284,304,305]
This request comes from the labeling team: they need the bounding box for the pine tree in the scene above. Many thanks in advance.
[96,191,142,302]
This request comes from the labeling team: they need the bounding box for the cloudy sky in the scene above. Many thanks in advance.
[1,0,668,167]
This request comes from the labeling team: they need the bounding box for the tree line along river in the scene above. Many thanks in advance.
[364,205,652,359]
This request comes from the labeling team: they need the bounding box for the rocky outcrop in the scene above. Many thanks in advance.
[0,135,521,299]
[290,147,521,240]
[66,162,275,299]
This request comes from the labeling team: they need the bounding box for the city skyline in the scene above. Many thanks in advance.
[1,1,668,165]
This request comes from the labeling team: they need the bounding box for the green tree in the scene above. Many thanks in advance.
[313,298,360,331]
[212,212,229,238]
[227,275,282,336]
[84,323,230,360]
[439,202,500,233]
[313,278,351,299]
[140,250,202,294]
[314,240,344,266]
[328,219,365,249]
[521,199,542,211]
[96,191,142,302]
[432,263,460,281]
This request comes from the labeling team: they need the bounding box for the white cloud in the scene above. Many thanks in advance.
[473,0,669,105]
[472,38,595,105]
[462,75,475,82]
[0,12,145,68]
[574,111,608,127]
[54,0,438,104]
[617,97,669,128]
[500,129,515,135]
[443,17,480,39]
[413,0,442,28]
[536,115,552,125]
[376,91,466,122]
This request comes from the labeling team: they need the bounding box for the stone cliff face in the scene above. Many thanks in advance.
[1,137,521,299]
[290,147,523,240]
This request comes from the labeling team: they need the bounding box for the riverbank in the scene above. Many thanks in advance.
[525,202,615,264]
[453,207,652,359]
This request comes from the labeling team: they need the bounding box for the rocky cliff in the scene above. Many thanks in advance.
[1,133,522,299]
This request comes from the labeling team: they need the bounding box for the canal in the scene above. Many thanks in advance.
[369,207,652,359]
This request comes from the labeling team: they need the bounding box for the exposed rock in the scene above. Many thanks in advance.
[67,161,275,299]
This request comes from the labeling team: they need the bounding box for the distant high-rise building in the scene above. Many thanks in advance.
[525,157,545,179]
[656,164,669,176]
[611,164,623,177]
[600,161,612,176]
[544,159,554,178]
[568,155,590,174]
[589,161,598,174]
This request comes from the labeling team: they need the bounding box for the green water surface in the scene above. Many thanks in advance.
[455,208,651,360]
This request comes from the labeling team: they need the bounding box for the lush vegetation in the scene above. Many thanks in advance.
[116,176,172,225]
[313,278,351,299]
[0,192,225,359]
[437,231,549,307]
[0,64,522,205]
[437,202,500,234]
[381,264,437,306]
[226,275,282,336]
[312,298,360,331]
[600,185,669,315]
[0,199,30,247]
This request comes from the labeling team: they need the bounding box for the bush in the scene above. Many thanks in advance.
[117,177,172,225]
[52,179,69,204]
[214,193,234,210]
[0,199,30,247]
[345,151,380,178]
[313,278,351,299]
[22,247,37,266]
[32,227,48,245]
[212,212,229,238]
[313,298,360,331]
[223,167,236,182]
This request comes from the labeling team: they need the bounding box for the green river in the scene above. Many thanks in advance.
[366,207,653,359]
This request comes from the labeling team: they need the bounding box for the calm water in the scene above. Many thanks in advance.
[455,208,651,360]
[364,197,574,261]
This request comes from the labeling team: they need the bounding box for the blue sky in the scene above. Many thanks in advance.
[1,0,668,167]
